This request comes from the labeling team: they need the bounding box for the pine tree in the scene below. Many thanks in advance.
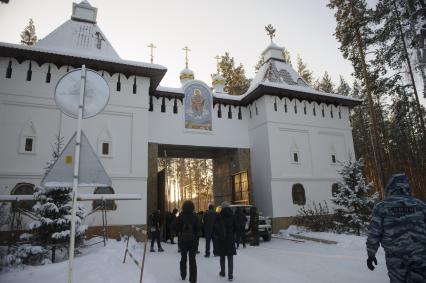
[336,75,351,96]
[20,18,38,46]
[28,135,86,263]
[328,0,385,189]
[282,47,292,65]
[296,55,314,85]
[317,71,335,93]
[331,158,379,235]
[218,52,251,95]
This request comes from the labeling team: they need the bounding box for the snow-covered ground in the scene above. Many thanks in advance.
[1,230,388,283]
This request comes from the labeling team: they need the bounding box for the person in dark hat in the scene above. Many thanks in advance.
[176,200,200,283]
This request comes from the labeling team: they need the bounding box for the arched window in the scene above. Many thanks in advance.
[93,186,116,210]
[292,184,306,205]
[331,183,339,197]
[10,183,35,211]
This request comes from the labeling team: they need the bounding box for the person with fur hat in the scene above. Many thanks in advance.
[366,173,426,282]
[215,201,237,281]
[176,200,200,283]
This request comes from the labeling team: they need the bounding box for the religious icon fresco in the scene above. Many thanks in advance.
[184,82,212,131]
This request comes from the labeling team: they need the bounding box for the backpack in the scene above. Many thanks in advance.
[180,216,195,242]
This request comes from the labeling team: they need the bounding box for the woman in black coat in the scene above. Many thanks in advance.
[215,201,236,282]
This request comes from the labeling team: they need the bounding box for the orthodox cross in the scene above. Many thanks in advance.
[265,24,276,42]
[147,43,156,64]
[214,55,221,73]
[182,46,191,69]
[95,32,105,49]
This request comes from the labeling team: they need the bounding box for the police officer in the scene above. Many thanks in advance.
[366,173,426,283]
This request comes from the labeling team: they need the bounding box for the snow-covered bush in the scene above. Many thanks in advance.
[28,185,87,263]
[331,158,379,235]
[295,201,336,232]
[24,135,87,263]
[0,244,49,267]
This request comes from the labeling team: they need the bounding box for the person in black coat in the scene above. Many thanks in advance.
[203,203,217,257]
[234,207,247,248]
[164,209,177,244]
[149,209,164,252]
[215,201,236,282]
[176,200,200,283]
[249,206,259,246]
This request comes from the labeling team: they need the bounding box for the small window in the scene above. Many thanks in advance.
[331,154,336,164]
[292,184,306,205]
[93,186,116,210]
[24,137,34,152]
[293,152,299,163]
[102,142,109,155]
[331,183,339,197]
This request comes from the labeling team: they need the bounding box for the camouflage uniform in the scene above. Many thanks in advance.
[366,174,426,283]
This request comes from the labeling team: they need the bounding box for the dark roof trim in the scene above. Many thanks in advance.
[153,85,361,107]
[0,45,167,95]
[241,85,361,107]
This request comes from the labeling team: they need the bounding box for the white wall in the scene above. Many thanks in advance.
[247,95,355,218]
[0,56,150,227]
[148,96,250,149]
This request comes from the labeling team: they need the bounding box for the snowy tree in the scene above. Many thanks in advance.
[218,52,251,95]
[20,18,37,46]
[27,135,86,263]
[331,158,379,235]
[296,55,314,85]
[317,71,335,93]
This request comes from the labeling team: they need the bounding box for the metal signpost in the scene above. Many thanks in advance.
[52,65,110,283]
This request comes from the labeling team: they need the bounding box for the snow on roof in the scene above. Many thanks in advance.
[242,59,361,103]
[0,41,166,71]
[213,92,241,101]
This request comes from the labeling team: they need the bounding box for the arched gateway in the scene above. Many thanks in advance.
[0,1,360,235]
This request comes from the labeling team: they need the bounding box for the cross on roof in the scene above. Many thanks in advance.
[265,24,276,42]
[214,55,221,73]
[147,43,156,64]
[182,46,191,69]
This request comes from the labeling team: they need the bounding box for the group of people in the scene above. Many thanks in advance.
[148,201,260,283]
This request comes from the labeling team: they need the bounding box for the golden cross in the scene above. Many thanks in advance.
[148,43,156,64]
[182,46,191,69]
[214,55,221,73]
